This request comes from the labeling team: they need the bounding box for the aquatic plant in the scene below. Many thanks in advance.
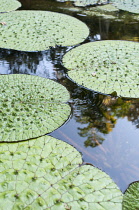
[0,1,138,209]
[0,10,89,51]
[56,0,107,7]
[63,40,139,98]
[57,0,139,13]
[111,0,139,14]
[123,181,139,209]
[0,0,21,13]
[0,135,123,209]
[0,74,71,142]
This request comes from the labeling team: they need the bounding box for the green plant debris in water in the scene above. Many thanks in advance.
[63,40,139,98]
[57,0,107,7]
[0,0,21,13]
[111,0,139,14]
[0,10,89,51]
[122,181,139,210]
[0,74,71,142]
[0,135,123,209]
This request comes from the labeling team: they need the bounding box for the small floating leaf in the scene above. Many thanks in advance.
[0,74,70,142]
[63,40,139,98]
[0,0,21,13]
[0,10,89,51]
[0,135,123,209]
[123,181,139,210]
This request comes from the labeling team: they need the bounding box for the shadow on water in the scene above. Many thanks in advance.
[0,0,139,192]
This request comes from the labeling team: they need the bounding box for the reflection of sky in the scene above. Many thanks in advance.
[0,61,10,74]
[0,3,139,194]
[97,117,139,192]
[33,56,56,79]
[0,52,57,79]
[52,115,139,192]
[1,46,139,193]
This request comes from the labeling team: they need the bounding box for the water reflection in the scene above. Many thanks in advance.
[1,44,139,192]
[77,14,139,41]
[75,97,139,146]
[19,0,139,42]
[0,47,68,79]
[1,0,139,193]
[52,92,139,192]
[19,0,74,12]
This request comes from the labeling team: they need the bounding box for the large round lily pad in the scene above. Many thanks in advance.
[111,0,139,14]
[123,181,139,209]
[63,40,139,98]
[0,74,71,142]
[0,135,123,209]
[0,10,89,51]
[0,0,21,13]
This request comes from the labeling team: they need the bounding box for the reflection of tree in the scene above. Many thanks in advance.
[72,102,115,148]
[1,0,139,193]
[0,47,67,79]
[52,81,139,192]
[102,97,139,129]
[18,0,139,43]
[68,92,139,148]
[18,0,31,9]
[19,0,73,12]
[77,13,139,42]
[19,0,139,43]
[91,127,139,193]
[82,127,105,147]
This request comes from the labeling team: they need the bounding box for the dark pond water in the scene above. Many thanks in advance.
[0,0,139,193]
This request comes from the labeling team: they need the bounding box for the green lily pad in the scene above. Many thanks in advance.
[63,40,139,98]
[123,181,139,210]
[74,0,107,6]
[0,10,89,51]
[0,135,123,209]
[111,0,139,14]
[0,74,70,142]
[57,0,107,7]
[0,0,21,13]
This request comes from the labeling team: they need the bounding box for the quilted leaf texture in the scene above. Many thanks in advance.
[63,40,139,98]
[0,136,123,209]
[111,0,139,14]
[0,11,89,51]
[123,181,139,210]
[0,74,71,142]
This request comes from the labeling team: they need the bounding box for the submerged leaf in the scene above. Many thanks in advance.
[0,10,89,51]
[0,135,123,209]
[0,0,21,13]
[63,40,139,98]
[0,74,71,142]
